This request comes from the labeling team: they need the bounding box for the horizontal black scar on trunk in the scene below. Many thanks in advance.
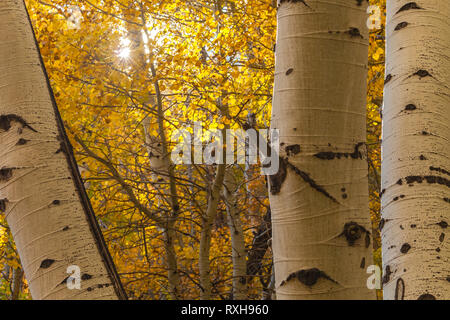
[402,175,450,188]
[314,142,365,160]
[280,268,339,287]
[395,22,408,31]
[278,0,310,8]
[0,114,37,133]
[430,166,450,177]
[39,259,55,269]
[396,2,422,14]
[410,70,432,79]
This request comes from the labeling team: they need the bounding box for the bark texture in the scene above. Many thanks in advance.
[223,167,246,299]
[199,162,226,299]
[0,0,126,300]
[270,0,375,299]
[381,0,450,300]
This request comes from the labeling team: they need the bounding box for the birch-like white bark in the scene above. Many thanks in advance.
[0,0,125,300]
[381,0,450,300]
[270,0,375,299]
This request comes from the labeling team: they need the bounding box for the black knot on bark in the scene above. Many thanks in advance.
[400,243,411,254]
[341,222,369,246]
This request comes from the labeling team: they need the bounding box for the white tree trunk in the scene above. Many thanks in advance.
[223,167,247,299]
[269,0,375,299]
[381,0,450,300]
[0,0,126,300]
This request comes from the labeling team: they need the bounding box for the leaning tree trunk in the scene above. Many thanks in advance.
[381,0,450,300]
[269,0,375,299]
[0,0,126,300]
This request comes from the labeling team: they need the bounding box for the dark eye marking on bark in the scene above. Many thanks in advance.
[16,138,29,146]
[81,274,93,280]
[0,168,15,182]
[0,198,8,212]
[404,104,417,111]
[437,221,448,229]
[380,189,386,197]
[395,22,408,30]
[40,259,55,269]
[0,114,38,133]
[314,142,365,160]
[285,160,339,203]
[413,70,432,79]
[285,68,294,76]
[385,74,393,84]
[52,200,61,205]
[397,2,422,14]
[419,155,427,160]
[339,222,370,247]
[395,278,405,300]
[418,293,436,300]
[444,198,450,204]
[280,268,339,287]
[285,144,300,156]
[400,243,411,254]
[360,257,366,269]
[382,265,392,284]
[347,27,363,39]
[439,233,445,242]
[62,226,70,231]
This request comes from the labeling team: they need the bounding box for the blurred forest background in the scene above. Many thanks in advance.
[0,0,385,300]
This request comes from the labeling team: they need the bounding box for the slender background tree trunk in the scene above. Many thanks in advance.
[223,167,247,299]
[0,0,126,300]
[269,0,375,299]
[381,0,450,300]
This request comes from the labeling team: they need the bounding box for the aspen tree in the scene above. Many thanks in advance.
[0,0,126,300]
[269,0,375,299]
[381,0,450,300]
